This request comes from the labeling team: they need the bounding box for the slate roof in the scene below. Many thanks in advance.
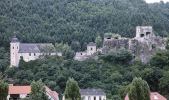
[19,43,56,53]
[11,36,19,43]
[87,42,96,46]
[80,89,106,96]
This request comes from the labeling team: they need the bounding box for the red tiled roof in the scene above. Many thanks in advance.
[8,85,31,94]
[125,92,167,100]
[45,86,59,100]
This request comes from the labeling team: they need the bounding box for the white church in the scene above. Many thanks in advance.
[10,36,61,67]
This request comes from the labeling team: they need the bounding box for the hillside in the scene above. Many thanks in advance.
[1,0,169,50]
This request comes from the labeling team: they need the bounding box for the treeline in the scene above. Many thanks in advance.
[1,0,169,50]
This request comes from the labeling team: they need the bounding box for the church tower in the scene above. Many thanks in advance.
[10,36,20,67]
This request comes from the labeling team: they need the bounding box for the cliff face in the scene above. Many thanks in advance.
[102,36,166,63]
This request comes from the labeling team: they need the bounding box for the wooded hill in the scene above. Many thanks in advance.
[1,0,169,51]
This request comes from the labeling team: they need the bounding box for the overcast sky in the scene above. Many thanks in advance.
[145,0,169,3]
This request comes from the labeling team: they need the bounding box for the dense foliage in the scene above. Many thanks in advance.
[1,0,169,50]
[128,77,150,100]
[1,47,168,99]
[64,78,81,100]
[27,80,48,100]
[0,74,8,100]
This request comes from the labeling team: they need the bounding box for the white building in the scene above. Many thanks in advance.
[80,89,106,100]
[10,36,61,67]
[63,89,106,100]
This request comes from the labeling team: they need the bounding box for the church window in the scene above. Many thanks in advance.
[29,53,31,56]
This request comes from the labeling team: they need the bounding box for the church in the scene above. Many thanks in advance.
[10,36,62,67]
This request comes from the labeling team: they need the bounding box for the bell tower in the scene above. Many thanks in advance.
[10,36,20,67]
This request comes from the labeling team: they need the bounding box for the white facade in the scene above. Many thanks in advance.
[7,94,28,100]
[87,45,97,56]
[81,95,106,100]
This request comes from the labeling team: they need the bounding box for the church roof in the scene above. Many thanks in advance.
[11,36,19,43]
[19,43,56,53]
[80,89,106,96]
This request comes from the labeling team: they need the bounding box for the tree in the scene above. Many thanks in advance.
[29,80,48,100]
[64,78,81,100]
[0,74,8,100]
[95,35,102,48]
[159,71,169,94]
[128,77,150,100]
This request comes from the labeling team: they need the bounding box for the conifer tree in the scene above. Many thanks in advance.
[64,78,81,100]
[0,74,8,100]
[128,77,150,100]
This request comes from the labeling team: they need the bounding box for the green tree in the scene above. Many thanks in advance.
[128,77,150,100]
[0,74,8,100]
[64,78,81,100]
[95,35,102,48]
[159,71,169,94]
[29,80,48,100]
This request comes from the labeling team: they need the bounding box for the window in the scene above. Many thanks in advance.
[99,96,102,100]
[81,53,83,55]
[34,53,36,56]
[146,32,151,36]
[91,48,93,50]
[29,53,31,56]
[17,46,18,49]
[140,34,144,37]
[88,96,91,100]
[13,47,14,49]
[94,96,96,100]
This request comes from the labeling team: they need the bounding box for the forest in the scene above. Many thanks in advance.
[1,0,169,99]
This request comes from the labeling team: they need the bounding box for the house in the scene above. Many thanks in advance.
[10,36,62,67]
[124,92,167,100]
[80,89,106,100]
[7,85,59,100]
[63,89,106,100]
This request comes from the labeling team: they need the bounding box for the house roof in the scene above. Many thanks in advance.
[19,43,56,53]
[124,92,167,100]
[87,42,96,46]
[80,89,106,96]
[45,86,59,100]
[8,85,31,94]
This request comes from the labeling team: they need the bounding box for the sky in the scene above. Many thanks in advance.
[145,0,169,3]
